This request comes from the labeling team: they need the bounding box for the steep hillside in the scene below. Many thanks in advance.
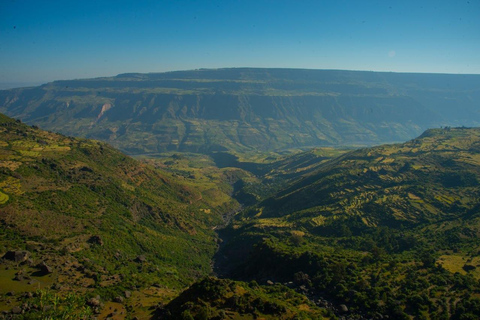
[1,68,479,154]
[247,127,480,226]
[216,127,480,319]
[0,113,240,318]
[156,277,328,319]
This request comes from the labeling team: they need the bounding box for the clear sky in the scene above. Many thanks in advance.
[0,0,479,85]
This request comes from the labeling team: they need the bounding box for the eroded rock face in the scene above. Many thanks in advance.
[2,250,30,263]
[36,261,53,274]
[5,69,479,155]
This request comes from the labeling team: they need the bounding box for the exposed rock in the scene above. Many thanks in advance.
[2,250,30,263]
[339,304,349,313]
[13,274,24,281]
[88,298,101,307]
[24,258,34,266]
[134,255,146,263]
[36,261,53,274]
[113,296,124,303]
[299,285,309,293]
[266,280,274,285]
[124,291,131,298]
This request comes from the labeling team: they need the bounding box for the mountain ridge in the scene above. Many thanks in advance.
[1,68,479,154]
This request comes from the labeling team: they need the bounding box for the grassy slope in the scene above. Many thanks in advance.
[0,113,241,318]
[215,127,480,319]
[3,111,480,318]
[157,277,328,320]
[247,127,480,225]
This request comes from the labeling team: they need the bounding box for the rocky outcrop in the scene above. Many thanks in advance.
[2,250,30,263]
[36,261,53,274]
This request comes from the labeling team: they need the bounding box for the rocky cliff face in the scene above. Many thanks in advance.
[1,68,479,154]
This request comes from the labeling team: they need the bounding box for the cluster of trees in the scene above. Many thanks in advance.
[224,227,480,319]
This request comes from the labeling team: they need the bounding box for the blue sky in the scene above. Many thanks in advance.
[0,0,479,85]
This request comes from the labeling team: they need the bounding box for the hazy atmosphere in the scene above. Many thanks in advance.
[1,0,479,87]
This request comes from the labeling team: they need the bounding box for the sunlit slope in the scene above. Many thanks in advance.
[2,68,479,154]
[245,127,480,229]
[157,277,328,320]
[0,113,238,312]
[215,127,480,319]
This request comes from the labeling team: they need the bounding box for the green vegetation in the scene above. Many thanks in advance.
[1,68,480,154]
[158,277,328,320]
[3,107,480,319]
[0,113,240,317]
[0,191,8,204]
[214,127,480,319]
[15,289,93,319]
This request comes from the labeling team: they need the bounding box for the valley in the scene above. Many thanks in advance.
[1,69,480,319]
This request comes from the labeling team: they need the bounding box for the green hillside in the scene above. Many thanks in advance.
[215,127,480,319]
[0,113,241,318]
[247,127,480,225]
[3,108,480,319]
[1,68,480,154]
[156,277,328,320]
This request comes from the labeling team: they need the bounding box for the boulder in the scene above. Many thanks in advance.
[13,274,24,281]
[134,255,146,263]
[2,250,30,263]
[87,297,101,307]
[36,261,53,274]
[25,258,34,266]
[339,304,349,313]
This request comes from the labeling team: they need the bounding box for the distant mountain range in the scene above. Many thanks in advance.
[1,68,479,154]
